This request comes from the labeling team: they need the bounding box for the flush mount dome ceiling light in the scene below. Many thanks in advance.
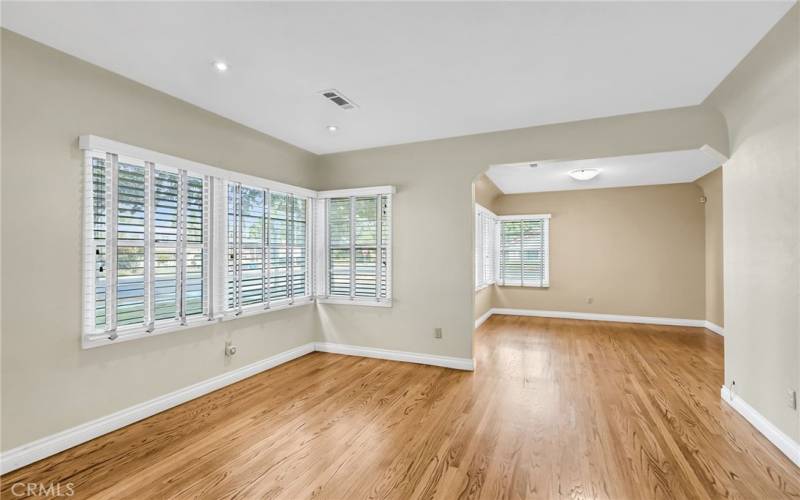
[568,168,600,181]
[326,125,338,133]
[212,60,228,72]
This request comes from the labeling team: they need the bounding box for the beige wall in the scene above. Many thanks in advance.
[0,30,321,450]
[695,168,724,327]
[704,6,799,441]
[315,107,726,359]
[474,287,493,321]
[492,184,706,319]
[474,174,501,210]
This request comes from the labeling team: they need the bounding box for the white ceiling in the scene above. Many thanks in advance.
[1,2,793,154]
[486,149,721,194]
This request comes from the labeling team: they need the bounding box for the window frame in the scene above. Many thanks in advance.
[497,213,551,288]
[475,204,497,291]
[315,186,395,308]
[80,135,374,349]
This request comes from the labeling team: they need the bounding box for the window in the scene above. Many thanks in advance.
[81,135,381,348]
[226,186,310,314]
[317,189,393,305]
[498,215,550,287]
[87,152,212,342]
[475,204,497,289]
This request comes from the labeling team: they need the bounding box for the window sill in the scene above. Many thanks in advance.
[82,297,315,349]
[316,297,392,308]
[497,284,550,289]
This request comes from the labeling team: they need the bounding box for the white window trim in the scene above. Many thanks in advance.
[497,213,552,221]
[80,135,395,349]
[475,203,497,291]
[497,213,551,289]
[79,135,317,199]
[315,188,394,306]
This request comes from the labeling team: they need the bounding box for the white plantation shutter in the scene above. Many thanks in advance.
[224,185,312,314]
[319,189,393,304]
[83,150,213,345]
[475,211,483,288]
[475,204,497,289]
[498,215,550,287]
[483,214,496,285]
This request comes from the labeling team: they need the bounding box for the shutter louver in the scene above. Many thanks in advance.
[291,197,307,298]
[92,157,107,329]
[269,192,289,300]
[153,170,178,321]
[328,197,352,297]
[116,161,146,326]
[185,176,205,316]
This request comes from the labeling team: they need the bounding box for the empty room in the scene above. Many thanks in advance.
[1,1,798,499]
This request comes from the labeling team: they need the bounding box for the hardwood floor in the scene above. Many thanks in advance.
[2,315,799,499]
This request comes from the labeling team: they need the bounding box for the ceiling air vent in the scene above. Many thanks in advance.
[320,89,357,110]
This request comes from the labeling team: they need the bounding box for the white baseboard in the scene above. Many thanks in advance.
[720,386,800,467]
[490,308,706,327]
[0,340,474,474]
[474,309,493,328]
[704,321,724,336]
[314,342,475,371]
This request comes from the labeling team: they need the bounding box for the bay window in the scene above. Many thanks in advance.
[81,135,391,348]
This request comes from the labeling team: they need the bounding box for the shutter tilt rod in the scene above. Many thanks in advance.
[264,188,271,309]
[105,153,119,340]
[177,169,188,326]
[375,195,381,301]
[206,177,215,320]
[288,194,294,304]
[144,161,155,333]
[349,196,356,301]
[235,183,243,316]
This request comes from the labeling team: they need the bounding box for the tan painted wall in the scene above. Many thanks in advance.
[315,107,726,359]
[0,30,321,450]
[474,287,493,322]
[704,6,799,441]
[492,184,706,319]
[695,168,724,327]
[474,174,501,209]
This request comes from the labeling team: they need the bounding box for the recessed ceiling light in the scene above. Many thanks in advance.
[327,125,338,133]
[212,60,228,72]
[568,168,600,181]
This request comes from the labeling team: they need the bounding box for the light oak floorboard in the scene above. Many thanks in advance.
[2,316,799,499]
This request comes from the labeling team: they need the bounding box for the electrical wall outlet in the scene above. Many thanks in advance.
[225,340,238,357]
[788,389,797,410]
[434,327,443,339]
